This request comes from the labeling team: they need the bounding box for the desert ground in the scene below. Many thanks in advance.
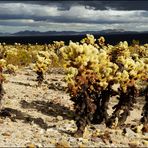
[0,66,147,147]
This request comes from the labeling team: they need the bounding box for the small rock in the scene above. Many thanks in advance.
[46,128,56,134]
[2,132,11,137]
[92,124,106,130]
[45,117,54,122]
[56,116,63,121]
[83,127,91,139]
[26,143,36,148]
[55,139,70,148]
[50,138,57,144]
[114,129,123,135]
[143,132,148,139]
[77,138,83,142]
[67,137,76,143]
[123,128,137,138]
[79,143,87,148]
[82,138,89,144]
[129,140,140,147]
[91,137,103,143]
[133,124,143,133]
[0,118,4,124]
[33,133,40,139]
[7,95,11,99]
[92,129,101,137]
[36,143,42,147]
[142,140,148,146]
[39,129,45,134]
[24,94,29,98]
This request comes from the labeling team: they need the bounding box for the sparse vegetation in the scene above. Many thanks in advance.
[0,35,147,147]
[60,35,148,136]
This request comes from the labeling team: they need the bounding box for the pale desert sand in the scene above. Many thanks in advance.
[0,66,147,147]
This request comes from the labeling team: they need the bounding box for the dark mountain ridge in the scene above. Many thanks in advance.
[0,33,147,45]
[1,29,147,36]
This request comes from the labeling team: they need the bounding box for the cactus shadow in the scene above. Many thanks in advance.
[20,100,75,120]
[0,107,49,129]
[10,81,35,87]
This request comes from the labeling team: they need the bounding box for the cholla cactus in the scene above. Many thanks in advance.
[33,48,60,86]
[6,64,18,75]
[48,41,65,55]
[4,47,18,57]
[60,35,148,136]
[47,41,65,67]
[33,51,51,86]
[106,41,148,127]
[60,39,116,136]
[98,36,105,46]
[0,59,7,68]
[0,66,5,110]
[52,41,65,49]
[0,59,18,75]
[80,34,96,45]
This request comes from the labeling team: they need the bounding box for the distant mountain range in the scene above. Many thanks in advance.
[0,29,148,36]
[0,32,10,36]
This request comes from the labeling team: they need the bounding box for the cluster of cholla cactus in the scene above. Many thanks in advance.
[60,34,148,136]
[47,41,65,66]
[33,41,65,86]
[0,59,18,75]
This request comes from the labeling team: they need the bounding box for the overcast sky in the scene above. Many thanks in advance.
[0,1,148,33]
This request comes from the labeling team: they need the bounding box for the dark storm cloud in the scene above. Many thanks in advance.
[86,1,148,11]
[9,1,148,11]
[1,1,148,11]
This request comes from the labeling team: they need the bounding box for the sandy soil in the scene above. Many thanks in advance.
[0,66,147,147]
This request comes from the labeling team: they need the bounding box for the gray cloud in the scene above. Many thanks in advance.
[0,1,147,33]
[4,1,148,11]
[1,1,148,11]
